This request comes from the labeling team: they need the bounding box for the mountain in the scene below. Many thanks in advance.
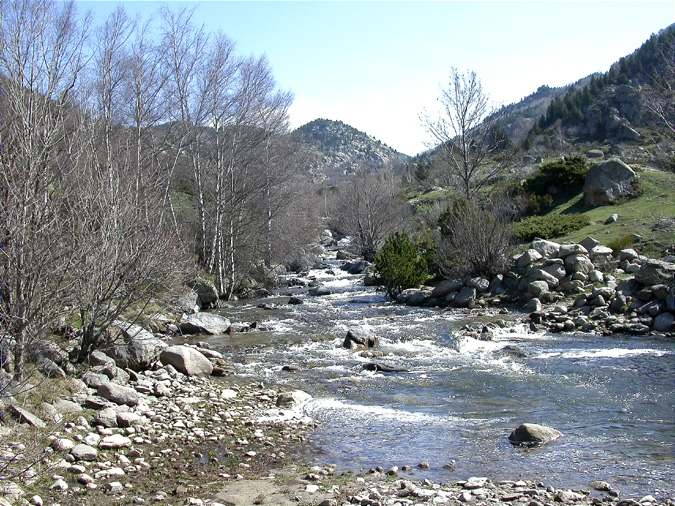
[292,118,409,182]
[525,23,674,151]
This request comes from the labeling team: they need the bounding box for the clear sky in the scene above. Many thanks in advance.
[76,0,674,155]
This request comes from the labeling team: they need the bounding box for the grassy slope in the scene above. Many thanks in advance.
[549,168,675,253]
[408,168,675,255]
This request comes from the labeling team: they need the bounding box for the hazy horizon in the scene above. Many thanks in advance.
[77,1,673,155]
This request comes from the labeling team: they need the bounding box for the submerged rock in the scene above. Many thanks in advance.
[343,328,379,349]
[508,423,561,446]
[362,363,408,373]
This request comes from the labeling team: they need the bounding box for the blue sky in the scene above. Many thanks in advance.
[76,1,674,155]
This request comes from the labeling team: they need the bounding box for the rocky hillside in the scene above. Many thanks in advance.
[525,23,674,155]
[292,119,409,182]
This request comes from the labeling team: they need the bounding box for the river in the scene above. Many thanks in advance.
[197,254,674,496]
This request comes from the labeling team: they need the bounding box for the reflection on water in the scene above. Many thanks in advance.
[190,256,675,496]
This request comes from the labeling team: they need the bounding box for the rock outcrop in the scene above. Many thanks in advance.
[583,158,639,206]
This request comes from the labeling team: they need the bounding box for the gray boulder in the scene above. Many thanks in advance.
[309,286,331,296]
[343,328,379,350]
[527,281,549,298]
[8,405,46,428]
[275,389,311,408]
[109,322,168,371]
[653,313,674,332]
[531,239,560,258]
[580,236,600,252]
[558,244,588,257]
[159,346,213,376]
[523,298,542,313]
[342,260,369,274]
[431,279,464,298]
[192,277,219,310]
[583,158,639,206]
[97,383,139,407]
[565,254,595,275]
[517,249,542,269]
[178,313,231,335]
[508,423,561,446]
[466,277,490,292]
[635,259,675,286]
[454,287,476,308]
[71,444,98,461]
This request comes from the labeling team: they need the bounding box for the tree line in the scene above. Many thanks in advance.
[0,0,319,382]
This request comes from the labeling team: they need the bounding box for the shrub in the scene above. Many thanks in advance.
[608,234,636,252]
[514,214,590,242]
[524,156,589,198]
[437,198,515,277]
[374,232,430,298]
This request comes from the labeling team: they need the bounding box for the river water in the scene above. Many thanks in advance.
[202,255,674,496]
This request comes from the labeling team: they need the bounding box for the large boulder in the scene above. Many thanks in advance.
[454,287,476,308]
[583,158,639,206]
[653,312,674,332]
[343,328,379,350]
[97,383,139,406]
[178,313,231,335]
[341,260,370,275]
[192,278,219,310]
[275,390,311,408]
[431,279,464,298]
[531,239,560,258]
[508,423,561,446]
[635,259,675,286]
[109,322,168,372]
[159,346,213,376]
[565,254,595,275]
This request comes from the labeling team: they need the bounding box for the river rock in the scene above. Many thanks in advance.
[527,281,549,298]
[454,287,476,308]
[191,277,219,310]
[179,313,231,335]
[466,277,490,292]
[159,346,213,376]
[653,313,674,332]
[619,249,639,262]
[8,405,46,428]
[344,328,379,349]
[531,239,560,258]
[558,244,588,257]
[36,357,66,379]
[362,363,408,373]
[100,434,131,449]
[635,259,675,286]
[508,423,561,446]
[523,298,542,313]
[111,322,168,371]
[583,158,639,206]
[342,260,369,274]
[565,254,595,275]
[275,389,311,408]
[88,350,115,367]
[517,249,542,269]
[70,444,98,461]
[431,279,464,298]
[309,286,331,296]
[97,383,139,406]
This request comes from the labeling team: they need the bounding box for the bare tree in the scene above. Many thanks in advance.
[332,168,408,261]
[436,196,515,277]
[0,0,88,381]
[423,68,509,199]
[644,38,675,135]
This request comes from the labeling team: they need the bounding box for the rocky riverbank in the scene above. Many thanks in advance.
[1,237,673,505]
[329,236,675,339]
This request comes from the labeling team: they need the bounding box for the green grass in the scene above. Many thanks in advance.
[543,168,675,255]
